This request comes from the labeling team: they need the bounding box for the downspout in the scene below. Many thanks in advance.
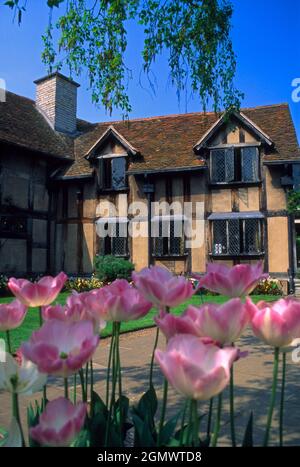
[287,204,295,294]
[143,175,154,267]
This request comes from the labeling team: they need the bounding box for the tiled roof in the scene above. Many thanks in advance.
[1,91,299,176]
[64,103,300,177]
[0,91,74,159]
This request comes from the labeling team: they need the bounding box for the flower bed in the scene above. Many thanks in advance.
[0,263,298,448]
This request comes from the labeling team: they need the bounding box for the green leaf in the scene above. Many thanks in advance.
[132,413,155,447]
[72,428,90,447]
[159,413,180,446]
[47,0,64,7]
[242,412,254,447]
[137,385,157,422]
[27,400,43,447]
[91,390,108,418]
[0,427,8,447]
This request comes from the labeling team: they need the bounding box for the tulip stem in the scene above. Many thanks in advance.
[38,306,43,327]
[187,399,194,446]
[64,378,69,399]
[12,392,25,447]
[157,378,168,446]
[264,347,279,447]
[279,351,286,447]
[42,385,47,407]
[212,392,222,447]
[85,362,89,399]
[192,400,199,446]
[230,362,236,447]
[105,323,119,446]
[90,360,94,416]
[115,322,123,445]
[73,373,77,404]
[79,369,87,402]
[206,397,214,440]
[106,332,114,407]
[179,400,188,446]
[5,330,12,354]
[149,327,160,388]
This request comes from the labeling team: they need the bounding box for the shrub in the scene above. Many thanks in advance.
[94,255,134,284]
[0,274,9,297]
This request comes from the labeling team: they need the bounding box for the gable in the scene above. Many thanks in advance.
[85,125,138,159]
[193,111,273,152]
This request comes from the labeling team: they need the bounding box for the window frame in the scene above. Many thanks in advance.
[151,216,187,258]
[0,214,27,238]
[209,145,261,186]
[97,154,128,192]
[210,217,264,258]
[96,218,129,257]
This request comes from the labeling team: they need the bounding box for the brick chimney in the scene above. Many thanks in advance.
[34,72,80,134]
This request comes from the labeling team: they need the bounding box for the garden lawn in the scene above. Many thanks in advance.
[0,293,279,352]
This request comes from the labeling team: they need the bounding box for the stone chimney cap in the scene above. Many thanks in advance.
[34,71,80,88]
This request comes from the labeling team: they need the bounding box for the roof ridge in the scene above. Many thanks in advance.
[85,103,289,126]
[5,89,35,105]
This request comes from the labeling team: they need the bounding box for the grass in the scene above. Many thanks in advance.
[0,293,279,352]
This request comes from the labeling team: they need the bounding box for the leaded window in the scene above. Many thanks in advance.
[97,220,128,256]
[212,218,263,256]
[0,215,27,236]
[210,147,259,183]
[152,218,185,257]
[98,157,127,190]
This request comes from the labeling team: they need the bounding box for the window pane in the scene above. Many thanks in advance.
[112,223,128,256]
[241,147,259,182]
[170,220,184,255]
[112,157,126,189]
[244,219,261,253]
[103,159,112,189]
[213,220,227,255]
[225,148,235,182]
[0,216,27,235]
[228,219,240,255]
[211,149,226,182]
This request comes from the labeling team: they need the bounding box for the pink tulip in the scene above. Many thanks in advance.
[97,279,152,322]
[30,397,86,447]
[195,262,267,297]
[42,291,106,332]
[246,297,300,347]
[155,334,238,400]
[132,266,194,309]
[0,300,27,332]
[8,272,68,307]
[21,320,99,377]
[162,299,249,345]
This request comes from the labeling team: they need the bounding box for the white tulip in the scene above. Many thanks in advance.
[0,352,47,394]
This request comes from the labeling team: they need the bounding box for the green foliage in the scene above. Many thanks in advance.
[5,0,243,117]
[94,255,134,283]
[242,412,253,447]
[287,190,300,214]
[132,386,158,446]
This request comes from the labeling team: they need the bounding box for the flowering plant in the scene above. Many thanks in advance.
[0,264,298,447]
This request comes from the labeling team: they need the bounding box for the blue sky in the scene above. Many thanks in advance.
[0,0,299,141]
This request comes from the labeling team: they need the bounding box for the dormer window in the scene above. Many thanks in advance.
[210,146,259,183]
[98,155,127,190]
